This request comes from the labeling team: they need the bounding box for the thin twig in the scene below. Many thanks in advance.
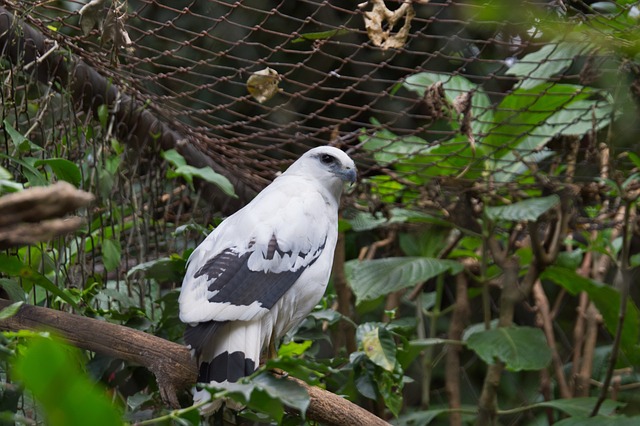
[591,202,634,416]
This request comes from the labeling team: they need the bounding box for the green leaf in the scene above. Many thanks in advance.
[535,397,623,417]
[485,194,559,222]
[0,153,48,186]
[362,327,397,371]
[360,122,430,166]
[291,28,351,43]
[345,257,463,304]
[175,164,236,197]
[102,238,121,272]
[0,255,77,308]
[409,338,454,348]
[163,149,236,197]
[464,325,552,371]
[493,97,612,182]
[506,42,592,89]
[554,416,639,426]
[484,84,593,160]
[12,336,122,426]
[0,301,24,320]
[252,374,309,419]
[161,149,187,167]
[394,409,447,426]
[34,158,82,187]
[277,340,313,357]
[0,278,27,302]
[401,72,493,135]
[97,104,109,129]
[3,120,42,153]
[542,266,640,363]
[126,256,186,283]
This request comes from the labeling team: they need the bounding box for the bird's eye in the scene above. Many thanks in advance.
[320,154,335,165]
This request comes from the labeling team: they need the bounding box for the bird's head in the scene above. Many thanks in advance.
[285,146,357,197]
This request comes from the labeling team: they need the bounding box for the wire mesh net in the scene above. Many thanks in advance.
[1,0,638,287]
[7,0,633,188]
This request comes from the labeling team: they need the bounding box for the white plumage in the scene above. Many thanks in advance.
[178,146,356,404]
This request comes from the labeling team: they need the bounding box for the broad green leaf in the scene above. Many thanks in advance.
[377,367,403,417]
[401,72,493,136]
[393,409,447,426]
[362,327,397,371]
[485,194,559,222]
[12,336,122,426]
[554,416,639,426]
[252,374,309,418]
[348,207,441,232]
[464,325,552,371]
[0,278,27,302]
[0,301,24,320]
[506,42,592,89]
[0,153,48,186]
[161,149,187,167]
[484,84,593,159]
[493,97,612,182]
[126,256,186,283]
[536,397,623,417]
[278,340,312,357]
[0,255,77,308]
[204,373,309,422]
[345,257,463,304]
[175,164,236,197]
[360,121,430,165]
[102,238,121,272]
[34,158,82,187]
[542,266,640,362]
[3,120,42,153]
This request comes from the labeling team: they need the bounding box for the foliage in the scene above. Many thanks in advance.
[1,1,640,426]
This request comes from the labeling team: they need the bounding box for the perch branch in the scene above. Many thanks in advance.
[0,299,389,426]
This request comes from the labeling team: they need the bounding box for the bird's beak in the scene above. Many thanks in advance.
[343,168,357,185]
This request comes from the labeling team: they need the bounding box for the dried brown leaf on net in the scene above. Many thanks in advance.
[79,0,132,50]
[360,0,418,50]
[246,67,281,103]
[423,81,450,120]
[453,91,476,155]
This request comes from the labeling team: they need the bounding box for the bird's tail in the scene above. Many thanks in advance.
[185,321,265,408]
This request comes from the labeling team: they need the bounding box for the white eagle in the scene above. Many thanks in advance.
[178,146,356,404]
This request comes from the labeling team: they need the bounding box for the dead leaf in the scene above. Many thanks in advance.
[423,81,450,120]
[361,0,417,50]
[79,0,132,50]
[247,68,281,103]
[79,0,108,35]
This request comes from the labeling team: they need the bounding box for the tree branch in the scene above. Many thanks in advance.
[445,273,469,426]
[0,299,389,426]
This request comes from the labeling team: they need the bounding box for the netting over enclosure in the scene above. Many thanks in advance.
[4,0,636,199]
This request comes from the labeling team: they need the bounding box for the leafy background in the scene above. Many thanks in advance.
[1,0,640,425]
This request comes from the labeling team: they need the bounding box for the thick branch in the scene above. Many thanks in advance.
[0,299,389,426]
[0,298,194,408]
